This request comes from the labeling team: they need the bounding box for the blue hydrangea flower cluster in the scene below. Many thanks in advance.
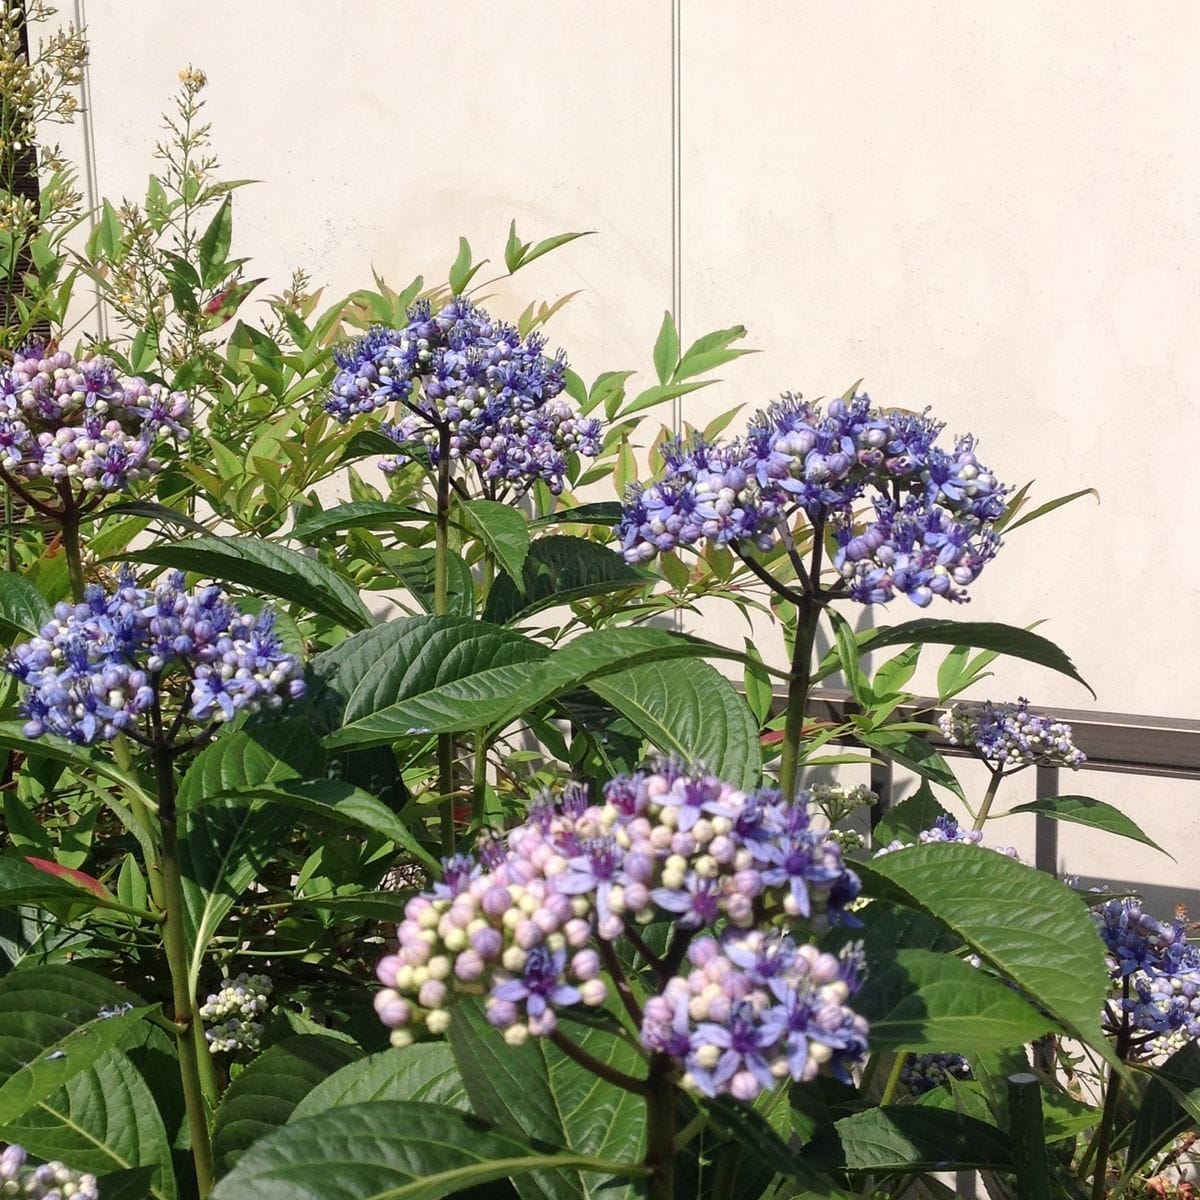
[939,699,1087,770]
[874,815,1018,860]
[4,569,306,745]
[616,394,1006,606]
[0,345,188,501]
[199,972,273,1055]
[1093,898,1200,1051]
[374,761,867,1100]
[325,299,599,496]
[0,1145,98,1200]
[898,1052,972,1096]
[641,930,868,1098]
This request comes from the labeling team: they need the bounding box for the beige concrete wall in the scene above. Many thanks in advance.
[36,2,1200,892]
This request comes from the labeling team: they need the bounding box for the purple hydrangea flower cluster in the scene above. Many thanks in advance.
[616,394,1006,606]
[374,761,867,1098]
[1093,898,1200,1051]
[0,1145,98,1200]
[325,299,599,496]
[0,345,188,501]
[939,699,1086,770]
[4,569,306,745]
[642,930,868,1099]
[898,1051,972,1096]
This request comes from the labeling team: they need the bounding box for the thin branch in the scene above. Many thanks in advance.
[547,1030,649,1095]
[599,937,644,1025]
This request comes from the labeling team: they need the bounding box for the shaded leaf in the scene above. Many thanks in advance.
[291,502,428,542]
[1006,796,1167,857]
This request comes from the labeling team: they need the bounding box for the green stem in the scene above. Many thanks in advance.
[432,424,455,855]
[644,1057,676,1200]
[880,1052,907,1106]
[61,509,86,602]
[470,732,488,827]
[712,1140,741,1199]
[1088,1068,1121,1200]
[971,768,1005,832]
[153,744,216,1198]
[778,599,821,803]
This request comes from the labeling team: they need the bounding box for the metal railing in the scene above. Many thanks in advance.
[803,689,1200,876]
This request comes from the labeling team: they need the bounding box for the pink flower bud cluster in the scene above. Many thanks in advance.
[374,762,863,1071]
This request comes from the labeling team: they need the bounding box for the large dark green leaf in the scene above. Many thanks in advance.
[0,1048,176,1200]
[1006,796,1167,856]
[0,572,50,641]
[855,948,1051,1053]
[179,759,299,992]
[384,548,474,617]
[855,728,964,799]
[290,1045,467,1121]
[1125,1041,1200,1177]
[815,620,1093,697]
[177,718,322,811]
[448,999,644,1200]
[341,616,547,729]
[212,1035,362,1173]
[483,536,649,625]
[859,845,1112,1061]
[0,965,142,1091]
[203,779,438,873]
[588,658,762,789]
[531,503,622,529]
[122,535,373,630]
[326,627,747,750]
[802,1106,1013,1173]
[291,501,428,542]
[208,1100,648,1200]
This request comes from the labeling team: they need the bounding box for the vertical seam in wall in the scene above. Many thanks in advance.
[73,0,107,341]
[671,0,683,631]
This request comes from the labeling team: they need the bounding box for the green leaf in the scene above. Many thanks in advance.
[122,535,373,630]
[464,499,531,585]
[677,324,747,361]
[448,237,484,294]
[340,429,404,463]
[856,948,1052,1053]
[872,783,952,847]
[203,277,266,330]
[90,501,209,536]
[198,194,233,288]
[504,221,529,273]
[672,344,754,381]
[212,1035,361,1173]
[511,229,593,272]
[339,616,548,730]
[1125,1041,1200,1176]
[652,311,679,384]
[0,1004,150,1126]
[530,503,623,529]
[210,1100,646,1200]
[290,1045,468,1121]
[742,637,773,728]
[327,626,748,749]
[858,844,1113,1060]
[0,571,51,640]
[802,1106,1013,1173]
[483,536,649,626]
[178,718,322,811]
[856,727,964,799]
[1005,796,1167,857]
[291,502,428,542]
[815,620,1093,697]
[588,657,762,790]
[622,378,711,417]
[449,999,644,1200]
[204,779,439,874]
[999,486,1099,534]
[386,548,474,618]
[0,723,154,809]
[0,1048,175,1199]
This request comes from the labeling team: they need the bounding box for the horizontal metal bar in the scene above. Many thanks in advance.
[792,688,1200,781]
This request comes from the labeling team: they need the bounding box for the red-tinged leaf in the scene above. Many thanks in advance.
[24,856,113,900]
[204,278,267,328]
